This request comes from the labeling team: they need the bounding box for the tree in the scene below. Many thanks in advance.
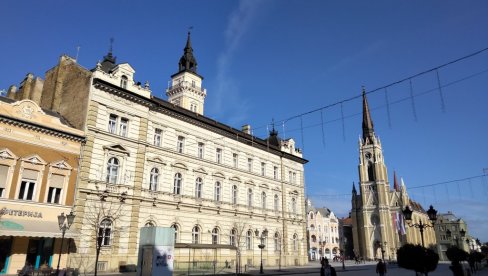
[446,246,468,263]
[73,188,127,276]
[231,218,251,275]
[397,244,439,276]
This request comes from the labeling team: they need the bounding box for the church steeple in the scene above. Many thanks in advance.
[177,31,199,75]
[100,38,117,73]
[362,87,375,143]
[393,171,400,192]
[352,182,357,194]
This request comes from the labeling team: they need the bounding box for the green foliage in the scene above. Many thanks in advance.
[446,246,468,263]
[397,244,439,273]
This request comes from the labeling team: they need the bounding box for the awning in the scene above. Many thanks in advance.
[0,219,78,238]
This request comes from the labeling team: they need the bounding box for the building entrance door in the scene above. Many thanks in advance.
[0,237,12,274]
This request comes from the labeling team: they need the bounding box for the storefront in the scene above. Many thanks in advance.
[0,203,76,274]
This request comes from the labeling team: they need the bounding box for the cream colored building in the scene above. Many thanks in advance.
[351,91,436,261]
[305,200,339,261]
[6,33,308,273]
[0,98,84,274]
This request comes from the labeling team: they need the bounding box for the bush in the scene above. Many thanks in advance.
[446,246,468,263]
[397,244,439,274]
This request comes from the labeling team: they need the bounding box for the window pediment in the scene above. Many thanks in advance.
[0,148,17,160]
[171,162,188,170]
[193,167,207,175]
[259,183,269,189]
[22,154,47,165]
[103,144,130,156]
[147,157,166,165]
[212,172,225,179]
[50,160,72,170]
[245,180,255,186]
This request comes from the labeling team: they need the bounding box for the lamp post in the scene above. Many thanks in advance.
[56,211,75,275]
[255,229,268,274]
[402,205,437,247]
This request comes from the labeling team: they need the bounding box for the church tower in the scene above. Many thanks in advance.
[166,32,207,115]
[351,89,397,260]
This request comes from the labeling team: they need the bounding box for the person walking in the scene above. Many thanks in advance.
[376,259,387,276]
[320,258,337,276]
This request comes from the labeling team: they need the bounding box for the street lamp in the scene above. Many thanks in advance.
[56,211,75,274]
[255,229,268,274]
[402,205,437,247]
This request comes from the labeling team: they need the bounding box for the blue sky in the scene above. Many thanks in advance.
[1,1,487,241]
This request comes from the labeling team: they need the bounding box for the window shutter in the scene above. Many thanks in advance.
[22,169,38,180]
[0,165,8,188]
[50,174,65,189]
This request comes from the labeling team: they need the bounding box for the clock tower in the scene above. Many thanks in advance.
[166,32,207,115]
[351,89,399,260]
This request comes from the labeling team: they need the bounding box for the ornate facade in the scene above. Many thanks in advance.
[351,90,436,261]
[305,200,339,261]
[0,98,84,274]
[5,33,308,273]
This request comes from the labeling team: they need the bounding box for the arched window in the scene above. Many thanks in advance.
[261,192,267,209]
[212,227,219,244]
[310,224,315,231]
[274,232,280,251]
[311,235,317,242]
[368,162,375,181]
[214,181,221,201]
[149,168,159,191]
[293,233,298,251]
[274,194,279,211]
[192,226,200,244]
[106,157,119,184]
[231,185,238,205]
[195,177,203,198]
[230,228,237,246]
[246,230,252,250]
[120,75,128,89]
[291,197,297,213]
[145,221,155,227]
[310,213,314,219]
[247,189,253,207]
[318,225,321,232]
[171,224,179,242]
[173,173,182,194]
[98,218,112,246]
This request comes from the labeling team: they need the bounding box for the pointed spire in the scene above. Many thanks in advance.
[176,30,199,75]
[393,171,400,191]
[352,182,357,194]
[100,37,116,73]
[362,87,375,143]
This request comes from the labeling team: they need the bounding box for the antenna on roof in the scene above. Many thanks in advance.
[75,46,80,63]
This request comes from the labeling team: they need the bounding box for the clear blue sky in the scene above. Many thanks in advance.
[1,1,487,241]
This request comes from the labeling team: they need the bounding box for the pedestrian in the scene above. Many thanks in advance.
[376,259,386,276]
[320,258,337,276]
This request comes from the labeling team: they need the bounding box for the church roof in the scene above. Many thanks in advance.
[409,199,426,213]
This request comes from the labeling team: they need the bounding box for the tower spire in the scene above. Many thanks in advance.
[362,87,375,143]
[352,181,357,194]
[177,30,199,75]
[393,171,400,191]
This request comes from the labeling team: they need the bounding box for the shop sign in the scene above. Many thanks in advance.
[0,207,43,218]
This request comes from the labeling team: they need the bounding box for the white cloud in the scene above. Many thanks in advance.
[211,0,262,124]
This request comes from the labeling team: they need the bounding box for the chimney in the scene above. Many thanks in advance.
[242,124,251,135]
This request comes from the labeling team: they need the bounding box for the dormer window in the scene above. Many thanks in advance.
[120,75,128,89]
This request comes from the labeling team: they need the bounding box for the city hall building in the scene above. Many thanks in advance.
[5,33,308,273]
[0,97,84,274]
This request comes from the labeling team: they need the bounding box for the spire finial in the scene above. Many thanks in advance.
[109,38,114,55]
[362,86,375,142]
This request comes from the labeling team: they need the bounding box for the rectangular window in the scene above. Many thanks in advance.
[248,158,253,172]
[261,162,266,176]
[233,153,238,168]
[0,165,8,198]
[177,136,185,153]
[119,118,128,137]
[289,171,293,183]
[108,114,118,134]
[293,172,297,183]
[216,148,222,164]
[47,174,65,204]
[273,166,278,180]
[18,180,36,200]
[198,143,204,159]
[154,128,162,146]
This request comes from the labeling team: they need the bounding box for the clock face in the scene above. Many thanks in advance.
[365,152,372,160]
